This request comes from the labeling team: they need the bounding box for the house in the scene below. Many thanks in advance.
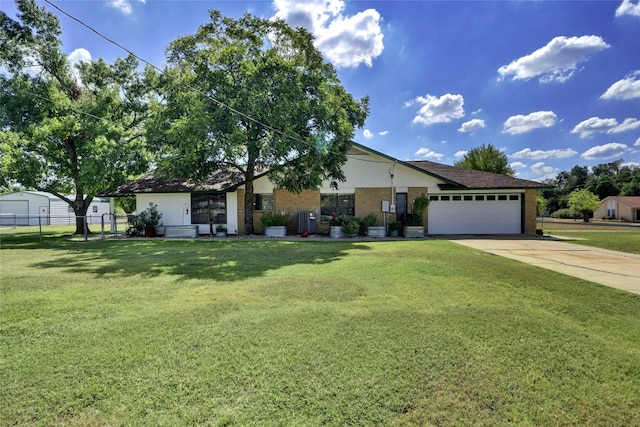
[594,196,640,223]
[109,143,548,235]
[0,191,110,226]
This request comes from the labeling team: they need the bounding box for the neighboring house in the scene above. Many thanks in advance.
[594,196,640,223]
[109,143,548,235]
[0,191,110,226]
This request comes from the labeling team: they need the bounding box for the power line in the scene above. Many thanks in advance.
[41,0,389,164]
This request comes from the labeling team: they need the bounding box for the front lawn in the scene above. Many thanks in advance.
[1,233,639,425]
[542,219,640,254]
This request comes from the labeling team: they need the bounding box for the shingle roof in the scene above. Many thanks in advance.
[604,196,640,209]
[106,145,549,196]
[107,170,243,195]
[405,160,548,189]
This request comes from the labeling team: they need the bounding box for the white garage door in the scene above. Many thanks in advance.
[0,200,29,225]
[428,194,522,234]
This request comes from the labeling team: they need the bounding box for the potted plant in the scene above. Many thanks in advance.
[215,224,227,237]
[136,203,162,237]
[260,211,291,237]
[341,215,361,237]
[362,213,385,238]
[388,220,401,237]
[329,213,345,238]
[403,194,429,238]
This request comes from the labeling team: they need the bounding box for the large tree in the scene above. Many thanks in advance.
[147,11,369,234]
[0,0,150,234]
[454,143,515,176]
[568,188,600,222]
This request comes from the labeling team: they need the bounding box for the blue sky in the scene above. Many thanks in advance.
[4,0,640,181]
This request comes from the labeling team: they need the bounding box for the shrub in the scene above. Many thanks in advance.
[260,211,292,227]
[136,203,162,233]
[341,216,361,236]
[550,208,581,219]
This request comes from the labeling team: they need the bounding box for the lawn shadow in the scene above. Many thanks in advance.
[21,238,372,282]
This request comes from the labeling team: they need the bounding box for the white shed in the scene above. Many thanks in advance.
[0,191,111,226]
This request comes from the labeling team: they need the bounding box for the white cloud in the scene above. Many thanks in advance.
[502,111,557,135]
[510,161,527,169]
[379,131,389,136]
[454,150,467,158]
[616,0,640,17]
[68,48,92,66]
[511,147,577,160]
[571,117,618,138]
[610,118,640,133]
[415,147,444,160]
[601,71,640,100]
[581,142,631,160]
[409,93,465,126]
[571,116,640,138]
[272,0,383,68]
[471,109,483,115]
[458,119,486,133]
[497,35,609,83]
[635,137,640,147]
[623,161,640,168]
[67,48,92,83]
[529,162,560,181]
[363,129,373,139]
[107,0,145,15]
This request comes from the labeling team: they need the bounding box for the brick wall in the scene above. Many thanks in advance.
[523,189,538,234]
[354,188,392,226]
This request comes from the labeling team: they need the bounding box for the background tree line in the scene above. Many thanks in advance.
[540,160,640,215]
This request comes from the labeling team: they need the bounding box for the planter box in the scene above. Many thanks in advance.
[264,226,287,237]
[367,226,386,238]
[164,225,198,238]
[329,226,345,239]
[215,231,227,238]
[403,226,424,238]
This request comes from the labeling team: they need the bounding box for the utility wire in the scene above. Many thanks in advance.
[42,0,392,165]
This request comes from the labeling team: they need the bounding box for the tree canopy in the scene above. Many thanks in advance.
[147,11,369,234]
[453,144,515,176]
[541,160,640,214]
[567,189,600,222]
[0,0,150,233]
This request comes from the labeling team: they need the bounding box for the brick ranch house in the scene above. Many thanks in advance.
[110,143,548,236]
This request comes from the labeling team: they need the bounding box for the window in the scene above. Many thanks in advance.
[476,195,485,201]
[92,205,98,213]
[509,195,519,201]
[452,195,462,201]
[464,195,473,201]
[487,195,496,201]
[498,195,508,201]
[429,195,439,201]
[191,193,226,224]
[320,193,354,221]
[253,194,273,211]
[441,195,450,201]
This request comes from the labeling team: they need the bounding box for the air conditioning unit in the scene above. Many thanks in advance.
[297,211,317,234]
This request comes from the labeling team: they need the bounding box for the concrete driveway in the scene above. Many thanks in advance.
[450,236,640,295]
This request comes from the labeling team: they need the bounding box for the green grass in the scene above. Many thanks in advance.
[1,230,640,426]
[542,220,640,254]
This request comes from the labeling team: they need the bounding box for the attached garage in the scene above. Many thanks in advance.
[428,193,522,234]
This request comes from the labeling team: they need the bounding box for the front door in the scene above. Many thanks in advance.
[396,193,407,222]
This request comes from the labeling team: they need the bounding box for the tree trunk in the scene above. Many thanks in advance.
[72,192,93,235]
[244,177,254,235]
[242,142,260,235]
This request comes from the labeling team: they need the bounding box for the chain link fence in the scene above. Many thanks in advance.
[0,213,133,241]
